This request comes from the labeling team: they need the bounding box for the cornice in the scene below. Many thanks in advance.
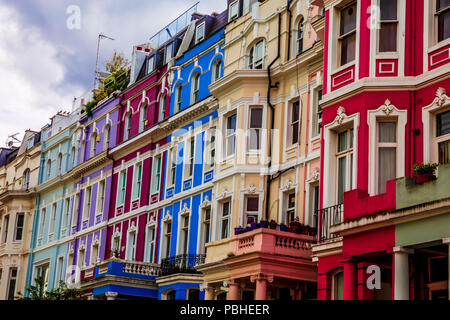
[70,151,111,179]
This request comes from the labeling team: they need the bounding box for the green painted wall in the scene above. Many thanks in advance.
[396,213,450,246]
[396,164,450,210]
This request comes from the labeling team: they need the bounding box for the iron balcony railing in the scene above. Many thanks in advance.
[314,203,344,242]
[160,254,206,277]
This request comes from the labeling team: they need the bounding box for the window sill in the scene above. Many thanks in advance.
[428,38,450,54]
[375,52,399,60]
[332,61,356,76]
[285,143,298,152]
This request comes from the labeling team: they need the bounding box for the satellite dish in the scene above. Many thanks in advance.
[5,133,21,148]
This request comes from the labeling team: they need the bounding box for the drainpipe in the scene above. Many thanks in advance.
[287,0,292,61]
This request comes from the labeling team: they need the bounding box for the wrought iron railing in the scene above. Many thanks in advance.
[160,254,206,276]
[315,204,344,242]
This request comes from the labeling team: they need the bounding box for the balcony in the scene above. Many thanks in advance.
[231,227,315,260]
[160,254,206,277]
[315,204,343,242]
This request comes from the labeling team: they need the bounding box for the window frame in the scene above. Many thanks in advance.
[132,162,143,200]
[144,224,156,263]
[179,212,190,255]
[244,196,259,226]
[126,229,137,261]
[196,22,206,44]
[2,215,9,243]
[184,137,195,180]
[97,180,106,215]
[229,0,239,21]
[163,220,172,259]
[175,85,182,113]
[49,203,57,235]
[435,110,450,164]
[376,120,398,194]
[191,73,200,105]
[147,56,155,74]
[124,112,132,141]
[220,200,231,240]
[83,187,92,223]
[248,107,263,152]
[297,17,305,55]
[165,43,173,64]
[336,127,354,204]
[337,2,357,67]
[139,103,147,133]
[117,170,127,206]
[159,94,166,122]
[248,40,265,70]
[377,0,399,53]
[436,0,450,43]
[225,113,237,158]
[151,155,162,194]
[167,146,177,187]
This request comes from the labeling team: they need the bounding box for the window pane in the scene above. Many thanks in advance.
[250,108,262,128]
[437,111,450,136]
[246,197,259,212]
[292,101,299,123]
[338,131,348,152]
[379,122,397,142]
[292,123,299,144]
[439,140,450,164]
[340,4,357,35]
[437,0,450,11]
[228,114,237,132]
[223,202,230,217]
[334,272,344,300]
[341,33,356,65]
[338,156,347,204]
[438,9,450,42]
[378,147,396,194]
[288,193,296,209]
[221,218,229,238]
[350,128,354,148]
[380,0,397,20]
[379,22,397,52]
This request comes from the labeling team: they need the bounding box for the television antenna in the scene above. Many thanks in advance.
[94,33,115,89]
[5,133,21,148]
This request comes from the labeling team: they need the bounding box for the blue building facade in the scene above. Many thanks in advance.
[155,10,226,300]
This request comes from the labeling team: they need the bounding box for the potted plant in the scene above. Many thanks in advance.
[279,223,288,232]
[235,226,243,235]
[259,220,269,228]
[269,220,277,230]
[250,222,258,230]
[289,217,302,234]
[413,163,438,184]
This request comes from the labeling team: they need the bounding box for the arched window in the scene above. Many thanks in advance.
[22,169,30,190]
[191,73,200,104]
[297,18,304,54]
[124,112,132,140]
[104,125,110,151]
[175,85,182,114]
[139,103,147,133]
[90,134,97,158]
[248,40,264,69]
[57,153,63,175]
[212,59,222,82]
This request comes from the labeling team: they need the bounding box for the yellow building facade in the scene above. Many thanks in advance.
[0,131,41,299]
[198,0,323,300]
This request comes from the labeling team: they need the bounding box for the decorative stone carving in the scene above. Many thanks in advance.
[310,168,320,182]
[180,203,190,216]
[436,87,449,107]
[381,99,395,116]
[335,106,346,125]
[280,179,295,191]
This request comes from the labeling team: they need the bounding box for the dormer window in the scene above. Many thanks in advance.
[437,0,450,42]
[196,22,205,43]
[165,43,173,64]
[378,0,398,52]
[229,0,239,21]
[338,2,357,66]
[147,56,155,74]
[248,40,264,69]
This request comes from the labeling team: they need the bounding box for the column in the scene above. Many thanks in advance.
[443,238,450,300]
[343,258,357,300]
[393,246,413,300]
[227,279,240,300]
[201,283,215,300]
[105,292,118,300]
[251,274,274,300]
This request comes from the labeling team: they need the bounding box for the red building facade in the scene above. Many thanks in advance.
[312,0,450,300]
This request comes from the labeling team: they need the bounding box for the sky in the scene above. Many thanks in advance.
[0,0,226,146]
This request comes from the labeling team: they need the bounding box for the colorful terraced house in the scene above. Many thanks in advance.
[311,0,450,300]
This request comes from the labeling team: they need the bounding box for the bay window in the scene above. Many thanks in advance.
[336,128,354,204]
[379,0,398,52]
[338,2,357,66]
[377,122,397,194]
[248,107,263,151]
[437,0,450,42]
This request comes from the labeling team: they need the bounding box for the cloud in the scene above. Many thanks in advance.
[0,3,84,144]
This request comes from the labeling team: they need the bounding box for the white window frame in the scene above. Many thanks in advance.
[57,153,63,175]
[78,247,86,269]
[377,0,399,53]
[117,170,127,206]
[132,162,143,200]
[144,223,156,263]
[243,196,259,226]
[62,197,71,230]
[159,95,166,122]
[55,255,65,287]
[335,128,354,204]
[204,128,216,170]
[90,134,97,158]
[49,203,57,236]
[212,59,222,83]
[104,125,110,151]
[191,73,200,105]
[139,103,147,133]
[229,0,239,21]
[162,219,172,259]
[124,112,132,141]
[96,180,106,215]
[337,2,357,68]
[248,40,265,69]
[151,155,162,194]
[167,146,177,187]
[198,205,211,254]
[14,213,25,241]
[83,187,92,222]
[147,56,155,74]
[126,228,137,261]
[219,200,231,240]
[178,211,191,255]
[165,43,173,64]
[184,137,195,180]
[38,209,46,239]
[367,102,407,196]
[297,17,305,55]
[72,193,79,227]
[175,85,182,113]
[196,22,205,43]
[224,113,237,158]
[248,107,263,152]
[2,215,9,243]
